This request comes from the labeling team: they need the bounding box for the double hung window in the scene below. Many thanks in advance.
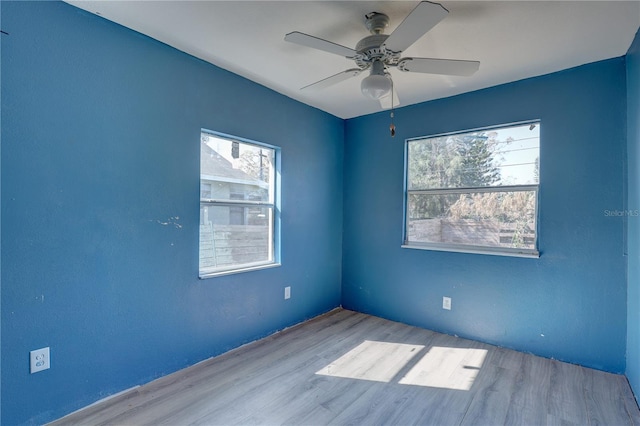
[404,122,540,257]
[199,132,279,277]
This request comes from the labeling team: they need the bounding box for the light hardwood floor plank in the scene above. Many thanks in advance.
[459,365,519,425]
[584,387,633,425]
[392,385,474,426]
[547,359,589,425]
[582,367,634,425]
[621,378,640,425]
[504,354,551,425]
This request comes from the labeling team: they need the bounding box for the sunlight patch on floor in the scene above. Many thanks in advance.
[399,346,487,390]
[315,340,424,382]
[316,341,487,391]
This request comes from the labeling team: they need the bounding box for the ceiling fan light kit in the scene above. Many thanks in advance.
[361,60,392,100]
[284,1,480,110]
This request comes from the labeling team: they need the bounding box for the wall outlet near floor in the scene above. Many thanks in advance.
[443,297,452,310]
[30,347,50,373]
[284,286,291,300]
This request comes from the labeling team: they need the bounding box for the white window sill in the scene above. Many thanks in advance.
[199,262,281,279]
[401,243,540,259]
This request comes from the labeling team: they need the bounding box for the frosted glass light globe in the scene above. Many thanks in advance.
[361,74,392,100]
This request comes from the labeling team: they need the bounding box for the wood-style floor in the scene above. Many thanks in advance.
[51,309,640,425]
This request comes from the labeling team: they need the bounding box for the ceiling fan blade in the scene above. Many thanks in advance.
[285,31,358,58]
[383,1,449,53]
[379,89,400,109]
[301,68,363,91]
[398,57,480,76]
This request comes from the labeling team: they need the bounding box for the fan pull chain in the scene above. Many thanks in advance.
[390,112,395,137]
[390,79,396,137]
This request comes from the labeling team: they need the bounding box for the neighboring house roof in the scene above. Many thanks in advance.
[201,142,253,180]
[201,142,267,188]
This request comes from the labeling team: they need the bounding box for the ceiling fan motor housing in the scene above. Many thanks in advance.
[354,34,401,69]
[353,13,402,70]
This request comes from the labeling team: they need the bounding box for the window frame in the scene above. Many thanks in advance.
[199,130,281,278]
[402,121,540,258]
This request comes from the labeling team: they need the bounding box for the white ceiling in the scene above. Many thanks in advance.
[66,1,640,119]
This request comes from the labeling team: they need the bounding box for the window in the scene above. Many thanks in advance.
[403,122,540,257]
[200,131,279,277]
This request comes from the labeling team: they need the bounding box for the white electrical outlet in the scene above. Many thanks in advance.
[30,347,50,374]
[443,297,452,310]
[284,286,291,300]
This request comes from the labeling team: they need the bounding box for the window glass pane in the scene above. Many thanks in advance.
[200,205,273,272]
[407,191,537,249]
[408,123,540,190]
[201,134,273,202]
[200,183,212,199]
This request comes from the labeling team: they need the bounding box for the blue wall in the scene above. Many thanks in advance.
[0,2,343,424]
[343,58,628,373]
[627,28,640,402]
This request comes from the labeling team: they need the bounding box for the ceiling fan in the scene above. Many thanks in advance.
[284,1,480,109]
